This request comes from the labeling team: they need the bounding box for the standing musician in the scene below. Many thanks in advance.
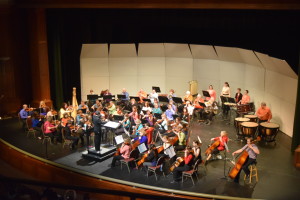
[205,131,229,164]
[192,140,202,163]
[232,137,260,183]
[92,111,102,152]
[171,146,194,183]
[239,90,250,105]
[64,121,80,150]
[207,85,217,101]
[183,91,193,103]
[235,88,243,104]
[137,88,147,103]
[110,138,132,168]
[221,82,231,119]
[256,102,272,123]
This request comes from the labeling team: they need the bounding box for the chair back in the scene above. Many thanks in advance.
[193,159,201,171]
[26,118,33,129]
[156,156,165,167]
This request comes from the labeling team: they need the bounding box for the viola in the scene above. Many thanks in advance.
[205,140,220,156]
[228,136,261,179]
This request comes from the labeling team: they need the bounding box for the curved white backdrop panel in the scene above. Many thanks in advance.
[80,43,297,137]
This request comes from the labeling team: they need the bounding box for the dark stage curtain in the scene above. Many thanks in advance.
[292,56,300,152]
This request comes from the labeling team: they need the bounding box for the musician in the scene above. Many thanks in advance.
[171,146,194,183]
[137,88,147,103]
[148,89,158,104]
[165,104,175,121]
[232,137,260,183]
[140,101,152,115]
[64,121,80,150]
[235,88,243,103]
[111,138,132,168]
[144,123,154,144]
[43,117,59,143]
[128,98,138,110]
[181,107,190,124]
[132,129,148,147]
[221,82,231,119]
[205,131,229,163]
[142,110,154,127]
[76,110,84,125]
[256,102,272,123]
[193,94,204,121]
[91,100,102,111]
[207,85,217,101]
[46,108,57,118]
[203,100,218,125]
[121,88,130,101]
[128,106,139,122]
[143,144,158,168]
[61,113,72,127]
[240,90,250,105]
[121,113,131,131]
[31,112,43,139]
[192,140,202,163]
[89,89,95,95]
[155,113,168,134]
[92,111,102,152]
[185,100,194,117]
[169,99,177,113]
[183,91,193,103]
[168,89,176,100]
[19,104,30,130]
[152,103,162,115]
[173,127,186,151]
[39,101,48,116]
[171,117,183,130]
[59,102,72,119]
[107,101,116,116]
[78,101,88,111]
[131,119,144,137]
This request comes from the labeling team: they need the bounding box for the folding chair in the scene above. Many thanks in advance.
[120,149,139,173]
[26,118,36,138]
[182,159,201,185]
[147,156,166,181]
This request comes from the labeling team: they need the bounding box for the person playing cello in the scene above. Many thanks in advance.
[231,137,260,183]
[205,131,229,164]
[110,138,132,168]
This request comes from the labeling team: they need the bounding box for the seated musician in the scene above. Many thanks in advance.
[155,113,168,134]
[31,112,43,139]
[183,91,193,103]
[173,127,186,151]
[137,88,147,103]
[131,119,144,138]
[232,137,260,183]
[19,104,30,130]
[140,101,152,115]
[152,103,162,115]
[43,117,59,143]
[78,101,88,112]
[111,138,132,168]
[142,110,154,127]
[142,144,158,169]
[61,113,73,127]
[148,89,158,104]
[46,108,57,118]
[193,94,204,121]
[144,123,154,144]
[39,100,49,116]
[171,117,183,130]
[185,100,194,118]
[103,89,112,103]
[239,90,250,105]
[169,99,177,113]
[180,107,190,124]
[59,102,71,119]
[121,113,131,131]
[205,131,229,164]
[121,88,130,101]
[192,140,202,163]
[91,100,102,111]
[202,100,217,125]
[107,101,116,116]
[168,89,176,100]
[256,102,272,123]
[74,116,86,147]
[132,129,148,148]
[158,135,171,157]
[235,88,243,104]
[128,105,139,123]
[171,146,194,183]
[64,120,80,150]
[115,105,123,116]
[76,110,84,125]
[165,104,175,121]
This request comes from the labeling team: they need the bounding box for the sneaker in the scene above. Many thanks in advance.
[217,155,222,160]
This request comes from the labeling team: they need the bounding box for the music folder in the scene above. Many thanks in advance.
[113,115,124,121]
[137,143,147,153]
[152,86,161,93]
[172,97,183,104]
[165,145,176,158]
[202,90,210,98]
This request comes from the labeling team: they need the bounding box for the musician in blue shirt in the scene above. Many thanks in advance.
[165,104,175,121]
[19,104,29,130]
[122,88,130,101]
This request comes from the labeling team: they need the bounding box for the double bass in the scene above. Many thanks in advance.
[228,137,261,179]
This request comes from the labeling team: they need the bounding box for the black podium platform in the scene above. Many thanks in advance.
[82,145,116,162]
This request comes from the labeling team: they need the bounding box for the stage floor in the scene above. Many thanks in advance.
[1,117,300,200]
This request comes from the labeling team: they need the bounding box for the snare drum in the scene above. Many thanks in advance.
[244,115,258,123]
[241,122,258,137]
[234,117,250,135]
[260,122,279,138]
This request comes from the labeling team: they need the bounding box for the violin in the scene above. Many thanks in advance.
[25,107,34,112]
[228,137,261,179]
[205,140,220,156]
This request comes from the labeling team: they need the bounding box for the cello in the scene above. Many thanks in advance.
[205,140,220,156]
[228,136,261,179]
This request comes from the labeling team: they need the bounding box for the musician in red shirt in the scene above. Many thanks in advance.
[205,131,229,163]
[256,102,272,123]
[171,146,194,183]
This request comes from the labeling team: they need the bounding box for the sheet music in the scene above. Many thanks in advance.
[104,121,121,129]
[165,145,176,158]
[137,143,147,153]
[115,135,124,145]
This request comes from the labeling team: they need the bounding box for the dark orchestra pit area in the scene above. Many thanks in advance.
[1,117,299,200]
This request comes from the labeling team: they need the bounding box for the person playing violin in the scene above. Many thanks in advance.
[132,129,148,149]
[137,88,147,103]
[232,137,260,183]
[205,131,229,164]
[78,101,88,112]
[192,140,202,163]
[19,104,30,130]
[183,91,193,103]
[64,120,80,150]
[111,138,132,168]
[39,100,49,116]
[60,102,71,119]
[131,119,144,138]
[173,127,186,151]
[91,100,102,112]
[43,117,60,143]
[171,146,194,183]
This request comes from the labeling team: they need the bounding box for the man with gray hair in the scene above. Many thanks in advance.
[256,102,272,123]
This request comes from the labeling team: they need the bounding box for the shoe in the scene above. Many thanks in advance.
[170,180,180,184]
[38,137,42,140]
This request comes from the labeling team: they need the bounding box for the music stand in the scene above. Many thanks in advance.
[192,93,198,98]
[154,113,162,119]
[158,96,169,103]
[228,97,235,103]
[103,95,114,101]
[113,115,124,121]
[104,121,121,146]
[143,98,151,102]
[172,97,183,104]
[130,96,140,102]
[137,143,147,153]
[220,96,227,103]
[117,94,126,99]
[199,102,206,108]
[152,86,161,93]
[81,108,87,114]
[87,94,99,101]
[202,90,210,98]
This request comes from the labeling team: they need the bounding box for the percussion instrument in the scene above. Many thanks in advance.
[259,122,279,143]
[241,122,258,137]
[234,117,250,135]
[224,102,237,107]
[237,104,250,113]
[244,115,258,123]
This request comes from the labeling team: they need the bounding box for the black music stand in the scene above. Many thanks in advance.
[113,115,124,121]
[202,90,210,98]
[228,97,235,103]
[158,96,169,103]
[152,86,161,93]
[117,94,126,100]
[103,95,114,101]
[154,113,162,119]
[87,94,99,101]
[130,96,140,102]
[220,96,227,103]
[199,102,206,108]
[143,98,151,102]
[172,97,183,104]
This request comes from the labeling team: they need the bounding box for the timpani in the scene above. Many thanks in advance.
[259,122,280,144]
[235,117,250,136]
[241,122,259,138]
[244,115,258,123]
